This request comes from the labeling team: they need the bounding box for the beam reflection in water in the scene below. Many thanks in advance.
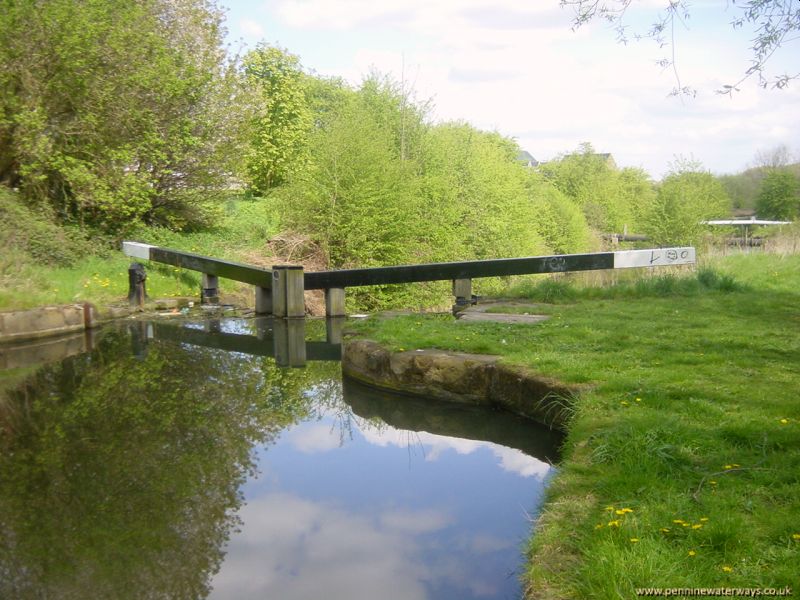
[140,317,343,367]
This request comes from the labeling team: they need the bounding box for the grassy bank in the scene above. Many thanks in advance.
[0,187,281,310]
[348,253,800,598]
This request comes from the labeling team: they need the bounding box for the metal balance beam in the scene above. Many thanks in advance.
[123,242,696,318]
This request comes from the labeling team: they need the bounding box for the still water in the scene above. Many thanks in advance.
[0,318,562,600]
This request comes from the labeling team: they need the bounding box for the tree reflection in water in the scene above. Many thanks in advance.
[0,327,336,600]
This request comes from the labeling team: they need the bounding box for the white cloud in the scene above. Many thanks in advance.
[285,422,342,453]
[209,493,429,600]
[239,18,265,38]
[226,0,799,175]
[357,424,552,479]
[209,492,512,599]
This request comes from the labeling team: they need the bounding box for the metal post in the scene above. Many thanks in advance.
[128,263,147,309]
[325,288,346,317]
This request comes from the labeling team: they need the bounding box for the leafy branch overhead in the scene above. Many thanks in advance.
[561,0,800,94]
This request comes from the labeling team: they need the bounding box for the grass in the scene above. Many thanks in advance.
[348,253,800,598]
[0,190,282,310]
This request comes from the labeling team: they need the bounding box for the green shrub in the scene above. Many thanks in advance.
[0,188,96,266]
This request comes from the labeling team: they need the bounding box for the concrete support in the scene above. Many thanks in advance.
[254,316,272,341]
[201,273,219,305]
[255,286,272,315]
[273,318,306,367]
[452,278,474,314]
[272,266,305,318]
[325,288,346,317]
[452,278,472,300]
[325,317,346,344]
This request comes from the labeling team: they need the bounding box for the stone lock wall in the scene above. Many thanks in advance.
[0,304,99,344]
[341,338,582,430]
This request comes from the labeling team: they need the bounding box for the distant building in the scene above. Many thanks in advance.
[516,150,539,168]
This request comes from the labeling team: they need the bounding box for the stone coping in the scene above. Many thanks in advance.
[341,338,584,431]
[0,304,99,344]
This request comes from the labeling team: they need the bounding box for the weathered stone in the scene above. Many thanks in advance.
[0,333,88,370]
[342,337,584,431]
[0,304,99,343]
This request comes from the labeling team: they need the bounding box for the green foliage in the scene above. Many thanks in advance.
[276,73,564,309]
[244,45,312,193]
[0,187,96,266]
[755,168,799,220]
[504,267,744,303]
[538,143,654,233]
[718,170,763,211]
[643,164,732,246]
[420,122,550,261]
[0,328,317,598]
[0,0,244,232]
[526,174,592,254]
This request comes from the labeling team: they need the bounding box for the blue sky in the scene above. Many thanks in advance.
[219,0,799,178]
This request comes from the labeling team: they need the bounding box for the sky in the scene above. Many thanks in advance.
[219,0,799,178]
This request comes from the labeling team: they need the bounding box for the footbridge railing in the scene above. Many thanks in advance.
[122,242,696,317]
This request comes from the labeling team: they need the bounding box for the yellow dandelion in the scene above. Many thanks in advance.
[779,418,789,425]
[630,538,639,543]
[688,550,696,557]
[724,464,733,470]
[700,517,709,522]
[710,480,718,486]
[672,519,685,524]
[607,520,621,528]
[605,506,615,512]
[722,566,733,573]
[620,400,629,406]
[682,523,690,527]
[792,533,800,540]
[621,508,634,514]
[660,528,670,533]
[595,524,604,530]
[615,509,626,515]
[691,524,703,530]
[635,398,642,402]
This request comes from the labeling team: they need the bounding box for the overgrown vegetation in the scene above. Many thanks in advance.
[0,0,246,232]
[349,253,800,598]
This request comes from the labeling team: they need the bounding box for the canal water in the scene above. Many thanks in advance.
[0,318,562,600]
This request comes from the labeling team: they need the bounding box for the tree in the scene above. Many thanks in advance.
[0,328,319,599]
[243,44,312,193]
[538,143,653,233]
[0,0,244,232]
[561,0,800,94]
[277,72,556,309]
[756,168,799,219]
[642,161,731,245]
[526,174,592,254]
